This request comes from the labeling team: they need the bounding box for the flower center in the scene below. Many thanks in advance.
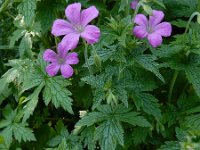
[75,25,84,33]
[58,58,65,64]
[147,25,154,33]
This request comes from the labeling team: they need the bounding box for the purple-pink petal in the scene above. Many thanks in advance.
[51,19,75,36]
[65,3,81,24]
[57,43,68,58]
[154,22,172,37]
[134,14,148,26]
[81,25,100,44]
[60,64,74,78]
[43,49,57,63]
[66,52,79,65]
[147,33,163,48]
[46,63,60,76]
[133,26,148,39]
[81,6,99,27]
[149,10,164,26]
[61,32,80,50]
[130,0,138,10]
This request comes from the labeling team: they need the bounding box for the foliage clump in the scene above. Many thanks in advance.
[1,0,200,149]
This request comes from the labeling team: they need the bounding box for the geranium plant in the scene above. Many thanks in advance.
[1,0,200,149]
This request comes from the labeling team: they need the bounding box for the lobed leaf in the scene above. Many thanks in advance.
[43,77,73,114]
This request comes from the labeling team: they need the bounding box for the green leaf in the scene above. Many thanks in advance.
[164,0,198,18]
[116,111,151,127]
[0,60,33,104]
[133,92,162,119]
[43,76,73,114]
[22,82,45,123]
[175,128,187,142]
[171,19,187,28]
[4,59,34,85]
[12,123,36,142]
[47,121,82,150]
[142,4,153,15]
[92,89,105,110]
[113,87,128,107]
[133,69,158,92]
[158,141,181,150]
[113,105,151,127]
[134,54,165,82]
[76,112,107,127]
[82,75,104,88]
[185,66,200,98]
[81,126,96,150]
[0,136,4,144]
[21,63,45,93]
[57,139,67,150]
[87,46,116,66]
[0,125,13,148]
[119,0,129,12]
[37,0,63,33]
[17,0,37,25]
[131,127,150,145]
[154,45,184,58]
[0,120,11,129]
[95,119,124,150]
[0,107,36,148]
[183,114,200,131]
[76,105,151,150]
[19,32,32,58]
[152,0,166,9]
[9,29,26,48]
[82,75,106,109]
[47,121,68,147]
[77,104,151,127]
[0,78,11,104]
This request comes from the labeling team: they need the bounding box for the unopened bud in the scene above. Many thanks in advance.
[142,4,153,15]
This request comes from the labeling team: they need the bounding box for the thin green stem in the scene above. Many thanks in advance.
[132,1,143,23]
[91,44,102,71]
[185,12,200,34]
[83,41,92,74]
[54,37,58,48]
[125,0,130,16]
[168,70,179,102]
[184,12,200,57]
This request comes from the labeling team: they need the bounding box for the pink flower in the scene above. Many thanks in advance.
[51,3,100,50]
[131,0,138,10]
[43,44,79,78]
[133,10,172,47]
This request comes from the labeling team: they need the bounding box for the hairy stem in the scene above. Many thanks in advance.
[132,1,143,23]
[83,41,92,74]
[185,12,200,34]
[168,70,179,102]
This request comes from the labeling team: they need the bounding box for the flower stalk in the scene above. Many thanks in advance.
[185,12,200,34]
[168,70,179,102]
[132,1,143,22]
[83,41,92,74]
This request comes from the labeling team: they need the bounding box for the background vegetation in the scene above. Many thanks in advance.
[1,0,200,149]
